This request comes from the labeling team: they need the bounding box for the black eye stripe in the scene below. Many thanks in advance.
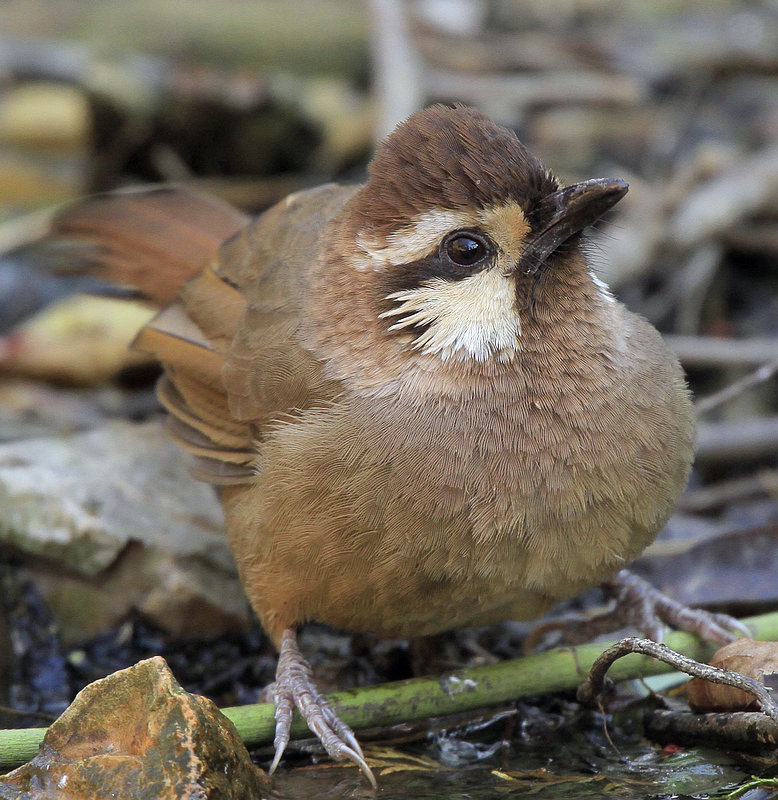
[380,230,493,289]
[376,230,496,323]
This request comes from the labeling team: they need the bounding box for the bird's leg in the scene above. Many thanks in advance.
[526,569,749,650]
[268,628,376,788]
[600,569,750,645]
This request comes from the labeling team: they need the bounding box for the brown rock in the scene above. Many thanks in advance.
[0,656,269,799]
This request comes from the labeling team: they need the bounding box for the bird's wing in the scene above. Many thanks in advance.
[44,183,356,485]
[214,184,356,433]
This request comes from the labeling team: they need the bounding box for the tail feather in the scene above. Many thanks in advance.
[135,304,225,384]
[47,186,249,306]
[178,266,247,347]
[158,372,252,453]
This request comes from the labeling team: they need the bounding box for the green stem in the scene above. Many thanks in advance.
[2,611,777,770]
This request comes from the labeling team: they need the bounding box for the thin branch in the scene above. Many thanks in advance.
[679,470,778,513]
[577,637,778,724]
[664,335,778,368]
[695,416,778,463]
[695,360,778,415]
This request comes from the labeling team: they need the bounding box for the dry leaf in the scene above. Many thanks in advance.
[0,294,154,384]
[687,638,778,712]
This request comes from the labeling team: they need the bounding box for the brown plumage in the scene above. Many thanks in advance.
[40,105,743,785]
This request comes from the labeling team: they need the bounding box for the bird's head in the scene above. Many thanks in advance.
[310,105,628,388]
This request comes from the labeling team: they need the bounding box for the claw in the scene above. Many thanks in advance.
[268,628,377,788]
[713,612,751,639]
[268,683,292,775]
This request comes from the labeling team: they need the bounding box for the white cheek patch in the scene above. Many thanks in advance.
[379,268,521,362]
[353,209,476,270]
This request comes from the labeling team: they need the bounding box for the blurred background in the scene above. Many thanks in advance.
[0,1,777,797]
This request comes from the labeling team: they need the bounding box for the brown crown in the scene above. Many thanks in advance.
[347,105,559,242]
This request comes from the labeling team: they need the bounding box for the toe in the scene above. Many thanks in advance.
[271,628,377,787]
[268,680,294,775]
[607,570,748,646]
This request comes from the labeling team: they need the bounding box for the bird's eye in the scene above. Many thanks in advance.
[445,233,489,267]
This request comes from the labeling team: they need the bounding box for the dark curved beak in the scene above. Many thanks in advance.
[519,178,628,273]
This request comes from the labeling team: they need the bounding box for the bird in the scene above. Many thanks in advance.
[30,104,746,785]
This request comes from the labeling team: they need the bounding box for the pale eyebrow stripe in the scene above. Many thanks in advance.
[352,202,531,271]
[477,203,530,261]
[353,209,478,269]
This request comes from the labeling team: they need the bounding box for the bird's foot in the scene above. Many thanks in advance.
[268,628,376,788]
[601,569,750,645]
[527,569,749,650]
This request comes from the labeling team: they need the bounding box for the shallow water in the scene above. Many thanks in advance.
[268,701,758,800]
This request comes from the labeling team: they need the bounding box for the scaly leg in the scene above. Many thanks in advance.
[268,628,376,788]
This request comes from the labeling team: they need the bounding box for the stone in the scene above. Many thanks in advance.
[0,420,250,641]
[0,656,270,799]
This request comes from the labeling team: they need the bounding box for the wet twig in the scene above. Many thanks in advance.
[645,709,778,751]
[0,706,56,723]
[577,637,778,725]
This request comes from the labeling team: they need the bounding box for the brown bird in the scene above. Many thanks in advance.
[39,105,744,785]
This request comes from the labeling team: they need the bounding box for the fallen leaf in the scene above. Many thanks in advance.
[687,638,778,712]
